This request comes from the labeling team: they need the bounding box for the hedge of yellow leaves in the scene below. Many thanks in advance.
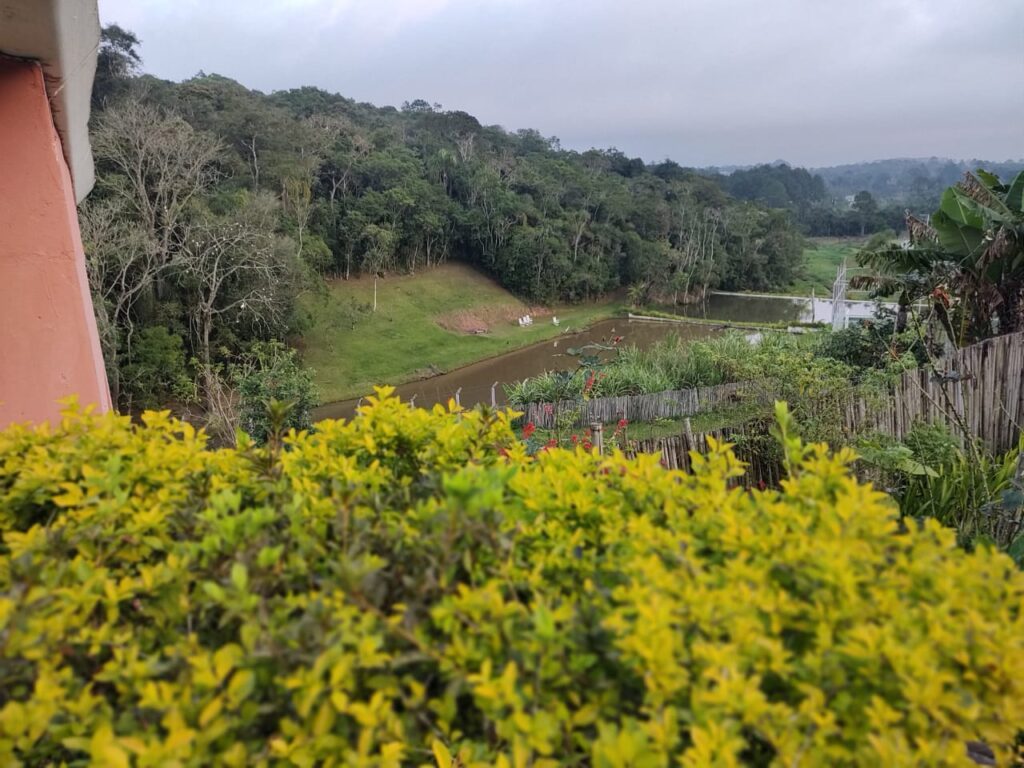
[0,391,1022,767]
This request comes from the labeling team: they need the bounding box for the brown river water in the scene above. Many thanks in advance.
[313,293,889,421]
[313,318,721,421]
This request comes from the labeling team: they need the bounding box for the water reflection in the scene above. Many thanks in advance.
[662,292,889,325]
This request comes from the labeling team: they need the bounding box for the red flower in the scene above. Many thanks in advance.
[523,422,536,439]
[582,441,593,451]
[545,438,558,448]
[932,286,951,308]
[617,418,628,428]
[570,435,579,444]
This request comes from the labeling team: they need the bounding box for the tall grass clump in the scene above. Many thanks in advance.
[860,422,1024,551]
[506,331,836,407]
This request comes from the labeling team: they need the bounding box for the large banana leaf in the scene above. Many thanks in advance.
[939,186,985,229]
[857,243,943,275]
[975,169,1005,191]
[959,172,1013,219]
[931,208,985,259]
[1006,170,1024,214]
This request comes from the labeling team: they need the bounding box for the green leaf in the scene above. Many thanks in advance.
[231,563,249,592]
[896,458,939,477]
[256,546,283,568]
[939,188,984,229]
[227,669,256,705]
[975,169,1002,191]
[1007,532,1024,567]
[202,581,226,602]
[931,210,985,259]
[431,740,453,768]
[1005,171,1024,213]
[533,605,556,639]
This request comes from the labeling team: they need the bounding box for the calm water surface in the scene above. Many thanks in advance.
[662,292,888,324]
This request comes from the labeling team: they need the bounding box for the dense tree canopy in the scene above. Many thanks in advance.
[118,69,808,306]
[815,157,1024,209]
[706,163,909,237]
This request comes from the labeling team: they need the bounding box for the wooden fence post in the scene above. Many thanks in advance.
[491,381,499,407]
[591,421,604,455]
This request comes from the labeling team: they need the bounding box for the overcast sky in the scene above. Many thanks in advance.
[100,0,1023,168]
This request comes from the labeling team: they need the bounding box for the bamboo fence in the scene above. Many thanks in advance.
[840,330,1024,454]
[518,331,1023,485]
[624,422,781,488]
[521,381,758,428]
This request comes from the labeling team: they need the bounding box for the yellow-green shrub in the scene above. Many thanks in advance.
[0,391,1021,767]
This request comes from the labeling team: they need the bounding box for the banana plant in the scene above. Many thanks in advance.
[854,170,1024,346]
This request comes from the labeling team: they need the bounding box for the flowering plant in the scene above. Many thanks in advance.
[0,395,1020,766]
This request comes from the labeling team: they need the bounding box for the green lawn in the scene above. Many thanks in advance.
[783,238,866,297]
[300,263,622,402]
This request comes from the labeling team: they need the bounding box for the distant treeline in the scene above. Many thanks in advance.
[813,157,1024,206]
[705,158,1024,237]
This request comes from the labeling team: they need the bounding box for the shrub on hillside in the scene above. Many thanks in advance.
[816,315,928,379]
[120,326,195,410]
[231,341,319,444]
[0,394,1021,765]
[859,422,1024,552]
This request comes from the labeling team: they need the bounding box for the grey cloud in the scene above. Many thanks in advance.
[99,0,1024,166]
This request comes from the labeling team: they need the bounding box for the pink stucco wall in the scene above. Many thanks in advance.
[0,56,111,427]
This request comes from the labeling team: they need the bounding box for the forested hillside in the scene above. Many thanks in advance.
[84,26,804,414]
[703,163,889,237]
[702,158,1024,237]
[88,25,1020,420]
[813,157,1024,207]
[119,77,805,303]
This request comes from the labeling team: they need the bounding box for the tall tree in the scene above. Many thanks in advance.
[79,198,163,404]
[172,194,300,374]
[92,24,142,109]
[91,99,222,278]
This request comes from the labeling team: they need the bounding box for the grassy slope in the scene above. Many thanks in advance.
[782,238,865,296]
[301,263,621,402]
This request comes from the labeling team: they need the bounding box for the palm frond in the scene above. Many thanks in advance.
[856,243,944,276]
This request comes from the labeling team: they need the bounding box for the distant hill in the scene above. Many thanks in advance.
[699,157,1024,230]
[809,157,1024,206]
